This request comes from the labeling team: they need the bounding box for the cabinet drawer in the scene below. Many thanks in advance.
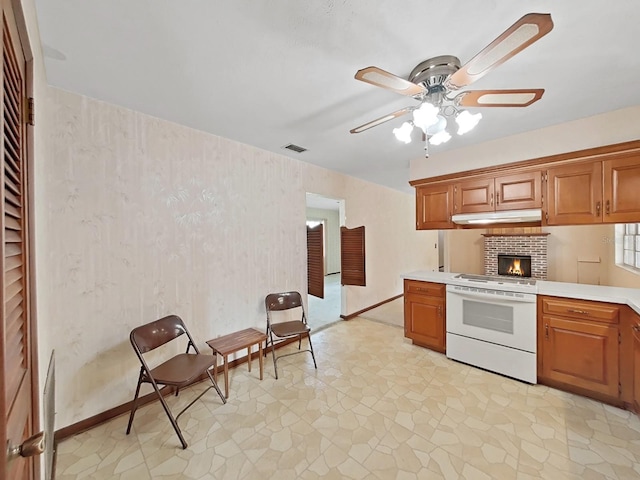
[404,280,445,298]
[541,297,619,324]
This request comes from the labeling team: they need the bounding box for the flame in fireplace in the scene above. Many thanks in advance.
[508,259,523,276]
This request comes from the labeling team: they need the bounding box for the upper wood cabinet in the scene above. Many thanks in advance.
[410,140,640,229]
[496,171,543,211]
[603,154,640,223]
[454,178,494,214]
[546,161,602,225]
[454,171,542,214]
[546,154,640,225]
[416,184,454,230]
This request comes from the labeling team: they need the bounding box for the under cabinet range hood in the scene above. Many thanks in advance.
[451,209,542,225]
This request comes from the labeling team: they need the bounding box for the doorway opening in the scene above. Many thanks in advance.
[306,193,345,330]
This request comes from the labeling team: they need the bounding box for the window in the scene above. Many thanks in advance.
[615,223,640,272]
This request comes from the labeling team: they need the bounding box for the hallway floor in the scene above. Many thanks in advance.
[55,317,640,479]
[307,273,341,330]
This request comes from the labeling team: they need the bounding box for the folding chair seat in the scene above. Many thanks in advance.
[265,291,317,379]
[125,314,225,448]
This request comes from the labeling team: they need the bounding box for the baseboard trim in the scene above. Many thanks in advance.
[54,337,300,443]
[340,294,403,321]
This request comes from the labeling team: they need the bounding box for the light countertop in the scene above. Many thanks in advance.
[401,270,640,315]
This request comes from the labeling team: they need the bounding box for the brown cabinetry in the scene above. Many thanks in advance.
[539,296,620,399]
[546,154,640,225]
[404,280,445,353]
[416,184,454,230]
[633,316,640,412]
[455,171,542,214]
[411,140,640,229]
[603,154,640,223]
[546,161,601,225]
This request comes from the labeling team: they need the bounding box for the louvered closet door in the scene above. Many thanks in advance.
[307,224,324,298]
[1,1,34,478]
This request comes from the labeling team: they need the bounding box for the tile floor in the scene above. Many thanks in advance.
[307,273,341,331]
[55,318,640,480]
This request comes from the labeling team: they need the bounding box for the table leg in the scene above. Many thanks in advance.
[247,346,252,373]
[258,342,264,380]
[213,351,218,383]
[224,355,229,399]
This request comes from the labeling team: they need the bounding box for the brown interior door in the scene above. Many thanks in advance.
[340,226,365,286]
[307,224,324,298]
[1,1,37,478]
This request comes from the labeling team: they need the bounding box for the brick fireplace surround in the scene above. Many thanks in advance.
[483,233,549,280]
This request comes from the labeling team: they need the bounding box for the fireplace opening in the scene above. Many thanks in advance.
[498,254,532,278]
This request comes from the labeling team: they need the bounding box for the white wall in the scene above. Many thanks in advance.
[411,106,640,181]
[39,87,437,428]
[306,207,340,274]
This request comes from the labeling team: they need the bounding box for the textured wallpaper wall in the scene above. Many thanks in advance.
[40,87,436,427]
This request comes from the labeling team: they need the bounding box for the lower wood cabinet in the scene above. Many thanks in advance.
[404,280,445,353]
[538,296,620,400]
[633,318,640,412]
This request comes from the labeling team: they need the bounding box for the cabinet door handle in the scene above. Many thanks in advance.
[490,193,494,207]
[496,192,500,205]
[438,305,442,318]
[605,200,610,215]
[596,201,601,216]
[545,323,549,339]
[567,308,590,315]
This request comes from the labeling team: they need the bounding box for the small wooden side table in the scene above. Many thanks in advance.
[206,328,267,399]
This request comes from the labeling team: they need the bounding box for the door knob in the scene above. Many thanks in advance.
[6,431,45,462]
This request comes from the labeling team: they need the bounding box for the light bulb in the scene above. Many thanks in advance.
[392,121,413,144]
[456,110,482,135]
[429,130,451,146]
[426,115,447,135]
[412,102,439,132]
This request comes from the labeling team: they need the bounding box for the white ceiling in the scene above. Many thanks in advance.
[34,1,640,193]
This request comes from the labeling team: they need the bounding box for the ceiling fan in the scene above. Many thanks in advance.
[350,13,554,154]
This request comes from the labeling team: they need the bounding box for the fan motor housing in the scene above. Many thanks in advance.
[409,55,461,92]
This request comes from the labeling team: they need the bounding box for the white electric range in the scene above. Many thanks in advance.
[445,273,538,384]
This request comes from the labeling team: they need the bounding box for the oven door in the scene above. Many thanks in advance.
[446,284,537,353]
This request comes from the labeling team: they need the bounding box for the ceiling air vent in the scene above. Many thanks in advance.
[282,143,307,153]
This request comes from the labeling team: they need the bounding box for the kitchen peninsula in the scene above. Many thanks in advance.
[402,270,640,414]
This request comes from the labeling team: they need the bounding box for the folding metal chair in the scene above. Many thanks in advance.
[125,314,225,448]
[265,291,317,379]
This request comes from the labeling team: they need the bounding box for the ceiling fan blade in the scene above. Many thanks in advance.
[458,89,545,107]
[446,13,553,90]
[350,107,413,134]
[355,66,426,97]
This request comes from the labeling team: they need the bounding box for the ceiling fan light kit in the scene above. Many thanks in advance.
[350,13,554,157]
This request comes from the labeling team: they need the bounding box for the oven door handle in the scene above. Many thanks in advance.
[448,290,536,304]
